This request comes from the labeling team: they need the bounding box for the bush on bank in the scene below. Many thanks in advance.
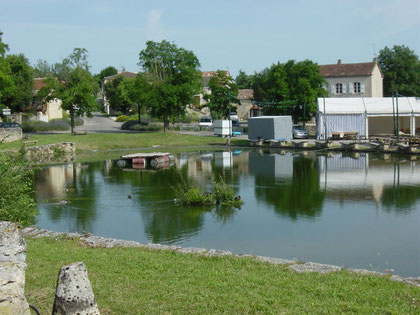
[22,118,84,132]
[0,150,38,226]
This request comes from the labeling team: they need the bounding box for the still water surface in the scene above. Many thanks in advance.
[34,150,420,277]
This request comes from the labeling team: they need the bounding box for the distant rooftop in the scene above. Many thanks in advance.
[319,59,380,77]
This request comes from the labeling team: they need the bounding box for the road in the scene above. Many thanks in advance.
[76,112,125,133]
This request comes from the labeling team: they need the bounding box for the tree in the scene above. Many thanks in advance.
[378,45,420,96]
[33,59,54,77]
[138,40,202,131]
[38,48,98,133]
[95,66,118,85]
[204,70,240,120]
[235,70,252,89]
[123,73,153,123]
[252,60,326,122]
[103,75,131,114]
[2,54,34,112]
[0,31,8,57]
[0,150,38,226]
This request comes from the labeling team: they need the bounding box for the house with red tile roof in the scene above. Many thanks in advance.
[32,78,63,122]
[320,58,383,98]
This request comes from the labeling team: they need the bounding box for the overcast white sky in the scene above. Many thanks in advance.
[1,0,419,77]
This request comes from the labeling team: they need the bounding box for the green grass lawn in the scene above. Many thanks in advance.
[25,237,420,314]
[0,132,245,152]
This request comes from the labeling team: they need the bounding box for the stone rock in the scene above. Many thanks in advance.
[80,235,143,248]
[146,243,181,251]
[0,221,30,315]
[255,256,296,265]
[176,247,208,254]
[52,262,100,315]
[204,249,233,257]
[287,262,342,274]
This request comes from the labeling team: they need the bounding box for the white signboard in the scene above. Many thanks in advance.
[2,108,11,115]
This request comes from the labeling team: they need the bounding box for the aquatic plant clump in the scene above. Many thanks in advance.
[176,177,242,207]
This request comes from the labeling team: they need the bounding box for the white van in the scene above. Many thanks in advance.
[199,116,212,127]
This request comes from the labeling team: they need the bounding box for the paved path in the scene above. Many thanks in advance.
[76,112,125,133]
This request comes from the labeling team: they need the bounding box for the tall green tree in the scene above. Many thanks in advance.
[0,32,11,110]
[235,69,253,89]
[0,31,8,57]
[95,66,118,85]
[38,48,98,133]
[2,54,34,112]
[103,75,131,114]
[378,45,420,96]
[123,73,153,123]
[204,70,240,120]
[33,59,54,77]
[138,40,202,131]
[252,60,326,122]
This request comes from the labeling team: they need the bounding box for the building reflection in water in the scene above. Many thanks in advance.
[318,153,420,211]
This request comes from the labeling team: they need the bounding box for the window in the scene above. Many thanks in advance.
[336,83,343,94]
[354,82,361,93]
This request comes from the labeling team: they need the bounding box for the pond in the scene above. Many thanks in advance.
[33,149,420,277]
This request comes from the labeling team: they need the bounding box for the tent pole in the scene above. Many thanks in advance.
[396,91,400,143]
[392,93,396,136]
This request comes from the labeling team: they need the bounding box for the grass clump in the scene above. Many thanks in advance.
[21,118,83,132]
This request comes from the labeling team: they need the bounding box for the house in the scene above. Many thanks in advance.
[33,78,63,122]
[237,89,254,120]
[193,71,231,110]
[102,71,137,114]
[319,58,383,98]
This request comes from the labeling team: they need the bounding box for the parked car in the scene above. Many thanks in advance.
[0,122,21,128]
[292,125,309,139]
[199,116,212,127]
[229,112,239,121]
[231,119,240,127]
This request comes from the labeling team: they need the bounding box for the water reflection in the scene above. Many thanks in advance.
[250,151,325,220]
[318,153,420,212]
[33,150,420,276]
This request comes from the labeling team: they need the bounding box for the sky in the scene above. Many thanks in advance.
[1,0,419,77]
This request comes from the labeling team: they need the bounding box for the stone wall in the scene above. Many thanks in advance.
[0,127,22,143]
[25,142,76,163]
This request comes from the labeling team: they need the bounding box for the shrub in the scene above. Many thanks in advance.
[132,124,161,132]
[22,120,70,132]
[116,115,130,122]
[212,176,236,203]
[0,150,38,226]
[121,120,156,131]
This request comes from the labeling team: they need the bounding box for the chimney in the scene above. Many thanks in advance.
[337,59,342,64]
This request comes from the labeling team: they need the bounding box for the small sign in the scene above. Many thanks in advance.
[2,108,11,115]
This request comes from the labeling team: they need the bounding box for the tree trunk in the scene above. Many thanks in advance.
[163,116,169,132]
[137,104,141,124]
[70,107,75,134]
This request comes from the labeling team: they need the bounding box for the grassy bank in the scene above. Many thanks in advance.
[25,237,419,314]
[0,132,246,152]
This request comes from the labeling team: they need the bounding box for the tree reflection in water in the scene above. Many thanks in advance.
[252,153,325,220]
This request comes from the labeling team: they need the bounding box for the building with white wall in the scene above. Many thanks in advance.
[320,59,383,98]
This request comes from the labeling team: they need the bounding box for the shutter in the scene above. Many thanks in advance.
[330,84,336,95]
[349,82,354,94]
[360,83,365,93]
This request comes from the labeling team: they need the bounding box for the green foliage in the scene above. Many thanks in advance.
[0,151,38,226]
[176,176,242,207]
[103,75,131,114]
[21,117,83,132]
[32,59,54,78]
[123,73,154,123]
[115,115,130,122]
[378,45,420,96]
[37,49,98,133]
[204,70,240,120]
[94,66,118,84]
[0,53,34,112]
[0,31,9,57]
[235,69,253,89]
[252,60,327,122]
[138,40,202,131]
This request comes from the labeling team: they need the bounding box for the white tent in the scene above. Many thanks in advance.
[317,97,420,139]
